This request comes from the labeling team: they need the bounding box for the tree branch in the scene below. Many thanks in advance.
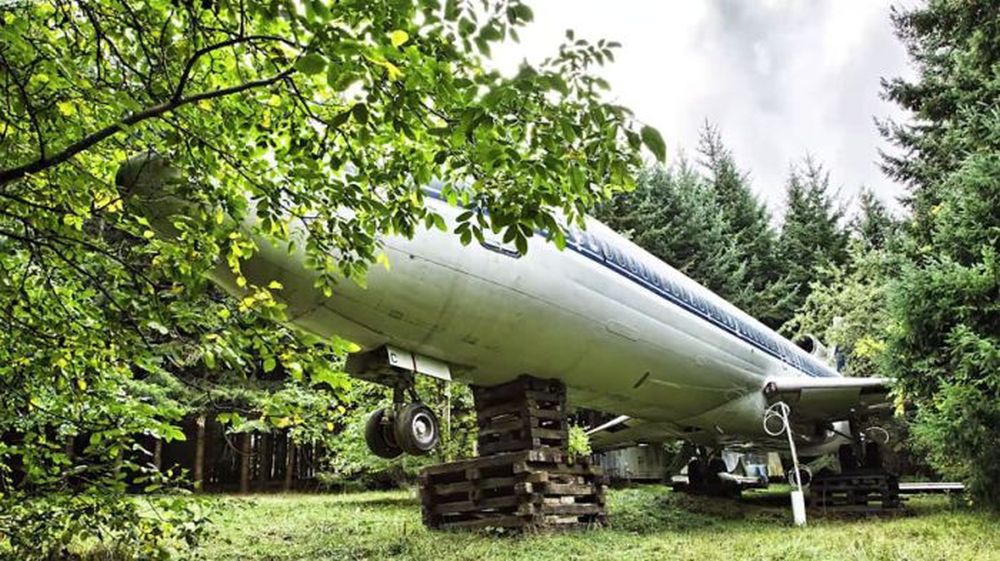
[172,35,302,102]
[0,67,295,187]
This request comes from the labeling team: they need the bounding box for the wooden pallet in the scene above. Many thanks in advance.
[810,471,901,509]
[419,449,607,530]
[472,376,568,456]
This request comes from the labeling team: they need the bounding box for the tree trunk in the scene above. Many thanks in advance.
[283,431,295,492]
[153,439,163,472]
[239,432,252,494]
[194,415,206,490]
[259,433,273,482]
[444,382,452,461]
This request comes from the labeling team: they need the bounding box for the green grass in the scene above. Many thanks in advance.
[198,486,999,560]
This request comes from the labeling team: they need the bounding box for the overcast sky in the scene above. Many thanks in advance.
[492,0,916,217]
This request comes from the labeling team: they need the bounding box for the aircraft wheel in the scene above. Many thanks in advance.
[706,458,728,485]
[789,466,812,486]
[863,441,883,470]
[687,459,706,487]
[393,403,440,456]
[838,444,858,472]
[365,408,403,459]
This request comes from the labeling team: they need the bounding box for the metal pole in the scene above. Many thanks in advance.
[765,402,807,526]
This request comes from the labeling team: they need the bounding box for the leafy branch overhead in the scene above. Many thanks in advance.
[1,1,659,290]
[0,1,658,557]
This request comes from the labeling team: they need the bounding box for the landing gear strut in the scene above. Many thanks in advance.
[363,379,440,459]
[680,450,740,498]
[811,433,900,509]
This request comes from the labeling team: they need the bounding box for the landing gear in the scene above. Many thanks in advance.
[363,378,441,458]
[838,442,858,471]
[812,439,900,509]
[687,459,706,487]
[678,452,740,498]
[394,403,440,455]
[365,408,403,459]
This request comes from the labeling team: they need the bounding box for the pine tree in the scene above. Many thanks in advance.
[881,0,1000,506]
[776,157,849,324]
[852,189,897,251]
[697,125,789,328]
[880,1,1000,243]
[594,160,744,299]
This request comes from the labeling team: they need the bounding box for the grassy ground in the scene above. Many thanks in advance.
[198,485,999,561]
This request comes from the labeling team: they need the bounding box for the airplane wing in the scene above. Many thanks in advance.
[588,376,895,451]
[761,376,894,422]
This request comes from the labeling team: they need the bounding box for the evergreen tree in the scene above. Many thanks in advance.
[594,161,744,299]
[880,1,1000,243]
[697,125,790,328]
[881,0,1000,506]
[776,157,849,323]
[852,189,897,251]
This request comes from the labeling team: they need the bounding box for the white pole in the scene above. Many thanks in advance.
[765,402,807,526]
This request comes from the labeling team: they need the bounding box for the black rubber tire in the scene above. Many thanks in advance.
[687,459,706,487]
[863,442,883,470]
[790,466,812,486]
[706,458,728,485]
[364,408,402,459]
[838,444,858,472]
[393,403,440,456]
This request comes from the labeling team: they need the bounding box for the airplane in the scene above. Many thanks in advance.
[118,155,893,487]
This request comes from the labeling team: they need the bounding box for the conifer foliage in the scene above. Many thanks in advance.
[776,157,850,322]
[697,126,792,328]
[880,0,1000,506]
[595,162,744,301]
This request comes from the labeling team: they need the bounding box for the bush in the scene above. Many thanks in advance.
[0,492,211,561]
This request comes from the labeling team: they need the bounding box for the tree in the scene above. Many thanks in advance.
[852,189,897,251]
[0,1,655,557]
[776,157,849,325]
[881,0,1000,507]
[879,0,1000,242]
[697,125,790,328]
[594,160,744,298]
[785,240,898,379]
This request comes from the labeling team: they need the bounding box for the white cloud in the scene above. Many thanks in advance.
[491,0,914,215]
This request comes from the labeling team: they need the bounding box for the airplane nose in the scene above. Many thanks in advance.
[116,153,197,238]
[116,152,167,198]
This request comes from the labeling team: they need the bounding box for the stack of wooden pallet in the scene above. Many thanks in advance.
[472,376,568,456]
[419,448,607,530]
[419,376,606,531]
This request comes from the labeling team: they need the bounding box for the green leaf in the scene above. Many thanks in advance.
[312,368,346,388]
[640,125,666,162]
[553,229,567,251]
[295,53,328,75]
[351,103,369,125]
[390,30,409,47]
[515,233,528,255]
[509,4,534,22]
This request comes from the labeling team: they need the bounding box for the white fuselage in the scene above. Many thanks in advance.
[123,158,843,453]
[214,186,841,451]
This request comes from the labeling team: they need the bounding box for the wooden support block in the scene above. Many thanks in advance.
[422,375,603,532]
[420,450,606,531]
